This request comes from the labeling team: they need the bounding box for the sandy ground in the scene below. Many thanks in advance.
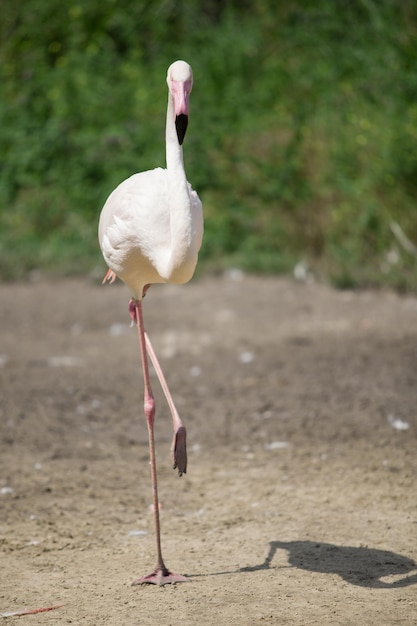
[0,274,416,625]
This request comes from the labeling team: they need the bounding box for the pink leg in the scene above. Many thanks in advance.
[145,332,187,476]
[130,298,188,586]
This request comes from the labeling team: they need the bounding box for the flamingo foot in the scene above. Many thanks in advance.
[172,425,187,476]
[102,268,117,284]
[131,566,188,586]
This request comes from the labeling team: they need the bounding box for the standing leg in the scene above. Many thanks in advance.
[130,298,188,586]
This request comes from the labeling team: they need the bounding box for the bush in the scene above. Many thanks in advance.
[1,0,417,288]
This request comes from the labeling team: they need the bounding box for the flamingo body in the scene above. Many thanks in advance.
[99,168,202,298]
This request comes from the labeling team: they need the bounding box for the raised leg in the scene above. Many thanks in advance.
[145,332,187,476]
[130,298,188,586]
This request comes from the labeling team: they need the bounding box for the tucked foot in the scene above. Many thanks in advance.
[172,425,187,476]
[131,566,188,586]
[102,268,117,284]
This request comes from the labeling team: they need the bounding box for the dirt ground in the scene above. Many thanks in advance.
[0,273,416,625]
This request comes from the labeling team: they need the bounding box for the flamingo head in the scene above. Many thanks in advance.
[167,60,193,145]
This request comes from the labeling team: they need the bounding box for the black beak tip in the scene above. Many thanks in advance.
[175,114,188,145]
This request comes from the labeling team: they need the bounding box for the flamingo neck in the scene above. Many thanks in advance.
[165,93,186,176]
[162,90,194,280]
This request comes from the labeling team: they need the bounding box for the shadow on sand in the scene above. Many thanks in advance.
[238,540,417,589]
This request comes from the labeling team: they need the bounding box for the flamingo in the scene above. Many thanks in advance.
[98,60,203,586]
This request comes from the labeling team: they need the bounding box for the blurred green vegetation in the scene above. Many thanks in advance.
[1,0,417,288]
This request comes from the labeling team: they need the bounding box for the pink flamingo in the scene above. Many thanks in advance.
[98,60,203,585]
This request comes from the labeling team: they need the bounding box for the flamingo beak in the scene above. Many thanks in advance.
[175,114,188,145]
[172,79,192,145]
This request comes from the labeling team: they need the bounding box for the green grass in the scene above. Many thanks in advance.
[1,0,417,289]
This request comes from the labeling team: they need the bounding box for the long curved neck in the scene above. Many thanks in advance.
[165,92,186,178]
[163,90,193,276]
